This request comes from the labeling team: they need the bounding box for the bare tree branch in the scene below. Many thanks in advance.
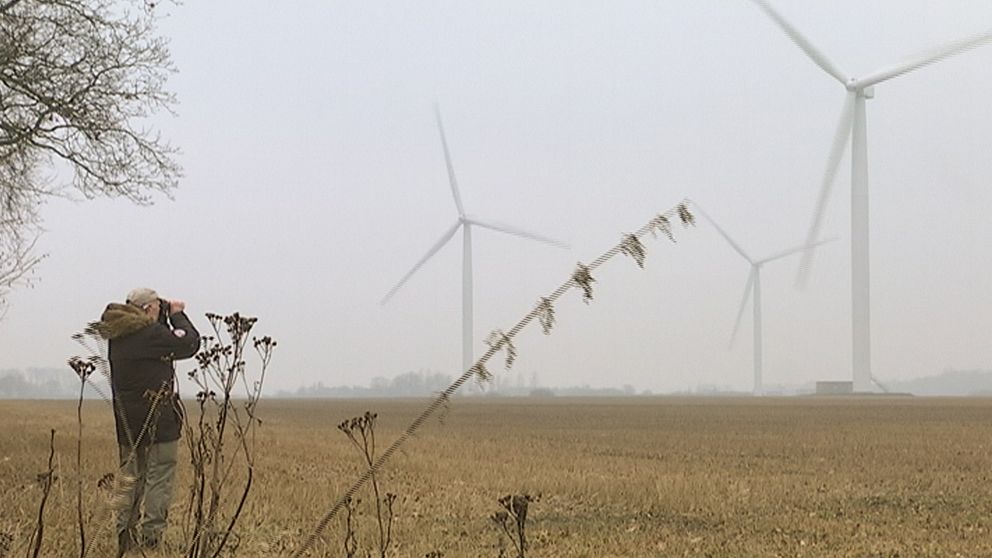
[0,0,180,315]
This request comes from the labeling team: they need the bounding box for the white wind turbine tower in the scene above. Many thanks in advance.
[382,107,568,375]
[695,204,834,396]
[751,0,992,392]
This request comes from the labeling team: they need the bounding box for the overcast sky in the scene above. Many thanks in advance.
[2,0,991,394]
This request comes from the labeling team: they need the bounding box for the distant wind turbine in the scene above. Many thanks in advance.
[750,0,992,391]
[382,106,569,375]
[694,203,835,395]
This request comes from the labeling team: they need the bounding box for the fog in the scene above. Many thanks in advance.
[1,1,991,394]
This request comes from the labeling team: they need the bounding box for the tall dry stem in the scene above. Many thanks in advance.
[182,312,274,558]
[338,412,396,558]
[27,430,56,558]
[67,357,97,558]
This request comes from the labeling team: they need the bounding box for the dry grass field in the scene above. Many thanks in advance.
[1,396,991,557]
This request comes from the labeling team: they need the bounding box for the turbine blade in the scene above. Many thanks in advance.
[467,216,569,249]
[749,0,848,85]
[853,28,992,89]
[796,92,855,287]
[434,104,466,217]
[730,269,756,350]
[692,202,752,263]
[759,236,838,265]
[381,220,462,305]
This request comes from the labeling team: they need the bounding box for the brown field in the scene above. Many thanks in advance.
[1,396,991,557]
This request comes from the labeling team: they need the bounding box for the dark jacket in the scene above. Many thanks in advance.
[92,303,201,447]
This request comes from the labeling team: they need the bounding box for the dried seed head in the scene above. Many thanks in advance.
[678,203,695,227]
[650,214,675,242]
[253,335,277,349]
[620,233,646,269]
[535,297,556,335]
[572,263,596,304]
[67,356,96,380]
[471,363,492,383]
[485,330,517,370]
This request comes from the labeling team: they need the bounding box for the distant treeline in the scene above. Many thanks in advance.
[275,370,645,398]
[277,370,455,398]
[0,367,111,399]
[5,367,992,399]
[884,368,992,396]
[247,368,992,398]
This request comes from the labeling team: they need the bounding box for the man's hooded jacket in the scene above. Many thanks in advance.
[91,303,200,447]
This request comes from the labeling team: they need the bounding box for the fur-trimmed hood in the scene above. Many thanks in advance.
[89,303,155,340]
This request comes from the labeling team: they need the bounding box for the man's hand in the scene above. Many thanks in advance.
[169,300,186,315]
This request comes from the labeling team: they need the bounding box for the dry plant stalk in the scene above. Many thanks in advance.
[338,412,397,558]
[67,357,97,558]
[343,497,359,558]
[27,429,56,558]
[182,312,275,558]
[490,494,538,558]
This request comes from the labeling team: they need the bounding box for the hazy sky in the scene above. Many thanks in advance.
[2,1,991,394]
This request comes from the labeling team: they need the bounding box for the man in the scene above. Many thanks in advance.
[92,287,200,554]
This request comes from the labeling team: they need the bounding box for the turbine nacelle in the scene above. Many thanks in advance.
[844,82,875,98]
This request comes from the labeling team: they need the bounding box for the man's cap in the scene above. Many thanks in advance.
[126,288,159,307]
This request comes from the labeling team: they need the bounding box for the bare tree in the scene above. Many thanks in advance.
[0,0,181,310]
[0,141,44,312]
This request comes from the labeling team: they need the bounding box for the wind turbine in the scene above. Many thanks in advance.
[382,107,568,375]
[750,0,992,391]
[695,203,834,395]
